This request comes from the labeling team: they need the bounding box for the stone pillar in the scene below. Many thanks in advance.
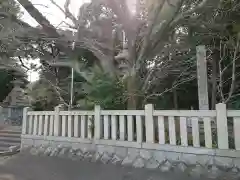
[145,104,154,143]
[54,105,64,136]
[22,107,30,135]
[196,45,209,110]
[216,103,228,149]
[94,105,101,139]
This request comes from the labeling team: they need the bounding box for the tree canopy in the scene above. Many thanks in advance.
[7,0,240,110]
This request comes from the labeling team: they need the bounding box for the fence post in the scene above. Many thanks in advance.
[145,104,154,143]
[22,107,30,135]
[216,103,229,149]
[54,105,64,136]
[94,105,101,139]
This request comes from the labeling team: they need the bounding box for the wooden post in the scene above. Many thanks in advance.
[145,104,154,143]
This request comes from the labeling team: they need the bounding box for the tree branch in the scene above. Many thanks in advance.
[18,56,30,71]
[170,0,218,27]
[64,0,77,25]
[49,0,77,26]
[225,38,240,103]
[144,75,195,102]
[17,0,60,37]
[0,12,32,28]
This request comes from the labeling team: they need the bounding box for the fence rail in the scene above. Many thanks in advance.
[22,103,240,151]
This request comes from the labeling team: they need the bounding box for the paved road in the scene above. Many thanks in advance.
[0,153,207,180]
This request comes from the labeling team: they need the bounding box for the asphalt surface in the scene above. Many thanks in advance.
[0,153,209,180]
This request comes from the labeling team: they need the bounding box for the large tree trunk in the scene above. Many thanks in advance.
[127,75,138,109]
[173,89,178,110]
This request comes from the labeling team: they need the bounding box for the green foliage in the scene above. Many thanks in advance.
[27,79,60,111]
[80,71,126,110]
[227,96,240,109]
[0,70,14,102]
[0,0,21,15]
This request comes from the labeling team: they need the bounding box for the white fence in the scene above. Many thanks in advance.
[22,103,240,150]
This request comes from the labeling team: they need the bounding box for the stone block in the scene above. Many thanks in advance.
[122,148,139,166]
[164,151,181,162]
[230,166,239,173]
[133,157,145,168]
[50,147,60,157]
[187,164,206,178]
[145,158,160,169]
[67,149,77,158]
[174,162,188,172]
[71,143,82,149]
[127,148,139,158]
[215,156,234,168]
[75,149,84,159]
[225,168,240,179]
[152,151,165,164]
[122,156,136,166]
[30,147,39,156]
[111,154,123,165]
[48,141,59,148]
[115,147,127,158]
[79,143,96,153]
[60,141,72,147]
[21,144,31,150]
[206,165,222,179]
[43,147,53,156]
[9,145,20,152]
[159,160,173,172]
[68,149,82,161]
[21,138,34,146]
[139,149,152,160]
[34,140,49,147]
[58,147,70,158]
[234,158,240,168]
[122,155,138,166]
[196,155,213,166]
[92,152,102,162]
[97,145,115,155]
[36,145,46,156]
[83,151,94,161]
[101,152,112,164]
[180,153,198,165]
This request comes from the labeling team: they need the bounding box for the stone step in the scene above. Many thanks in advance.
[0,132,21,138]
[0,146,9,152]
[0,126,21,152]
[0,130,21,134]
[0,140,20,148]
[0,136,21,143]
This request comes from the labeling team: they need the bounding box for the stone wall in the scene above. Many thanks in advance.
[21,135,240,179]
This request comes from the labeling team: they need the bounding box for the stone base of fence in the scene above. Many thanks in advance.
[21,135,240,179]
